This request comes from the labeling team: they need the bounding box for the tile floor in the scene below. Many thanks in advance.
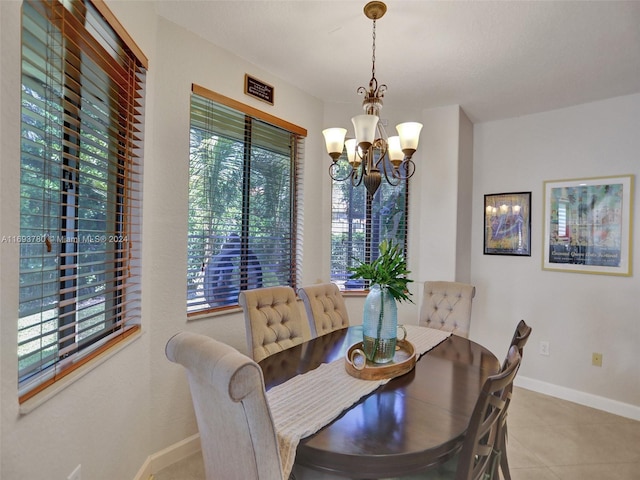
[502,387,640,480]
[152,387,640,480]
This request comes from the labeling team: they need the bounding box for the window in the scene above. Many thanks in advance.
[19,0,146,402]
[187,85,306,315]
[330,157,409,290]
[558,199,568,238]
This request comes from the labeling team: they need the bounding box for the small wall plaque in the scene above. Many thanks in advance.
[244,74,274,105]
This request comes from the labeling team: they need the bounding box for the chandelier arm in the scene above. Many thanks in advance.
[379,153,401,186]
[382,169,402,187]
[376,121,388,143]
[373,145,388,170]
[356,146,373,173]
[351,165,365,187]
[382,158,416,183]
[329,162,358,182]
[401,158,416,179]
[372,122,388,170]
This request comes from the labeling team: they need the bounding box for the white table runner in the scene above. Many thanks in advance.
[266,325,452,479]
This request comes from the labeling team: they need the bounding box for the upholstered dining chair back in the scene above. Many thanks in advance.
[298,283,350,337]
[420,281,476,338]
[165,332,283,480]
[239,285,305,362]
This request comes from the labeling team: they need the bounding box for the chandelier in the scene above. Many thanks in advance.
[322,1,423,198]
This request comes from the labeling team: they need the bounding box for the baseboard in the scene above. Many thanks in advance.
[516,375,640,421]
[133,434,201,480]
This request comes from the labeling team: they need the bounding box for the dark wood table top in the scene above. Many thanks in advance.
[259,326,500,479]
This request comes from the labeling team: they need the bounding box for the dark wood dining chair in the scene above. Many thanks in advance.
[410,345,521,480]
[503,319,532,367]
[497,319,532,480]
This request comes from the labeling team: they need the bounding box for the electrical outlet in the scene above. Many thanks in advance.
[539,341,550,356]
[592,352,603,367]
[68,464,81,480]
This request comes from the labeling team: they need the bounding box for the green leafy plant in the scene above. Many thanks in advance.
[349,239,413,303]
[349,240,413,362]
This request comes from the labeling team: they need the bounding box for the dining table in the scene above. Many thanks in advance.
[258,324,500,479]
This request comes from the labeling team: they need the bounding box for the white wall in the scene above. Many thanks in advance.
[412,105,474,284]
[145,14,325,456]
[470,94,640,414]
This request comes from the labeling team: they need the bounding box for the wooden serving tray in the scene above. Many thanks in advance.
[344,339,416,380]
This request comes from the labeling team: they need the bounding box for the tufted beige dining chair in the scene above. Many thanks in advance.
[419,281,476,338]
[298,282,350,338]
[165,331,284,480]
[239,285,305,363]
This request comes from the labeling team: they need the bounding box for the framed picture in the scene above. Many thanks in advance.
[543,174,634,276]
[484,192,531,256]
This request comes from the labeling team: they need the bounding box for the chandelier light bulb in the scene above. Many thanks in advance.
[396,122,423,156]
[352,114,379,150]
[387,135,404,167]
[322,128,347,161]
[345,139,360,167]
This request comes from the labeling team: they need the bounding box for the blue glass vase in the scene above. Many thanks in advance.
[362,284,398,363]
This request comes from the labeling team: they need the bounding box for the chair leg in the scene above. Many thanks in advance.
[487,447,502,480]
[497,427,511,480]
[499,453,511,480]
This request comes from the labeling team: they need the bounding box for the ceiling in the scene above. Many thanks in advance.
[155,1,640,123]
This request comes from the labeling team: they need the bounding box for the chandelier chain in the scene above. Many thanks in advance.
[371,18,377,81]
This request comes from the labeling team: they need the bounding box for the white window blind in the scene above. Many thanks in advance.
[330,155,409,290]
[19,0,146,402]
[188,85,305,315]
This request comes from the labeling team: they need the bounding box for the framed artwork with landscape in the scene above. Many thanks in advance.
[484,192,531,256]
[542,175,634,276]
